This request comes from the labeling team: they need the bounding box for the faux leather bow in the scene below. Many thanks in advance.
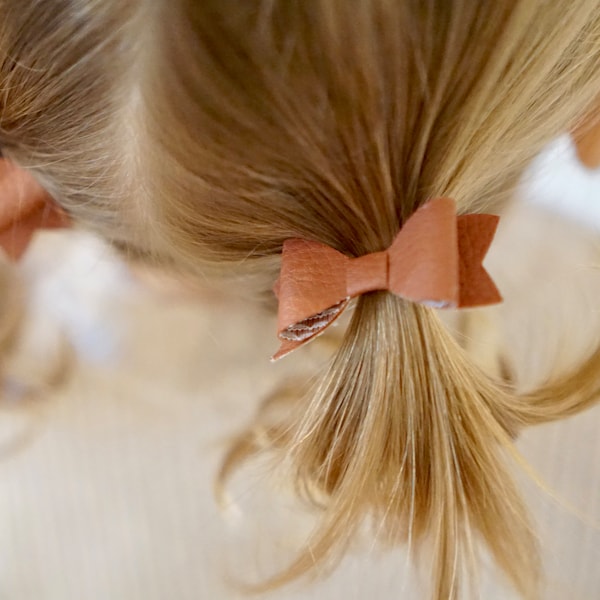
[273,197,501,360]
[0,159,70,260]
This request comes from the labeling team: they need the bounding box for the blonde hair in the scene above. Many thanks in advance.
[2,1,600,597]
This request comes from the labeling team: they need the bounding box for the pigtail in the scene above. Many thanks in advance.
[226,294,539,598]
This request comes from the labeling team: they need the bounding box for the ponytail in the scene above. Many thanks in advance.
[225,294,542,598]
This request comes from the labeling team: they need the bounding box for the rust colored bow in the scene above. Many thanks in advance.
[272,197,501,360]
[0,159,70,260]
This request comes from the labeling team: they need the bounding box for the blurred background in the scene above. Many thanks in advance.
[0,133,599,599]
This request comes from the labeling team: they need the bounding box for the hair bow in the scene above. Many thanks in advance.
[272,197,501,360]
[0,159,70,260]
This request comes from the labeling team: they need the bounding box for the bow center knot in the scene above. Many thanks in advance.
[346,251,389,297]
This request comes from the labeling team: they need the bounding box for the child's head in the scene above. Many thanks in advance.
[2,1,600,598]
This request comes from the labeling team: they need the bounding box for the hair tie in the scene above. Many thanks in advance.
[272,197,501,360]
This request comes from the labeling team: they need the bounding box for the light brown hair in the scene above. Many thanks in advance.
[2,1,600,598]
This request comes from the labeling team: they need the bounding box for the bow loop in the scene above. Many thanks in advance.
[273,239,350,359]
[387,197,459,307]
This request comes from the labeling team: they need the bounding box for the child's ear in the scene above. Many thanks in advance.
[573,110,600,169]
[0,159,70,260]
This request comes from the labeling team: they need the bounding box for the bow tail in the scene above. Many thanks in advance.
[272,298,349,361]
[457,214,502,307]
